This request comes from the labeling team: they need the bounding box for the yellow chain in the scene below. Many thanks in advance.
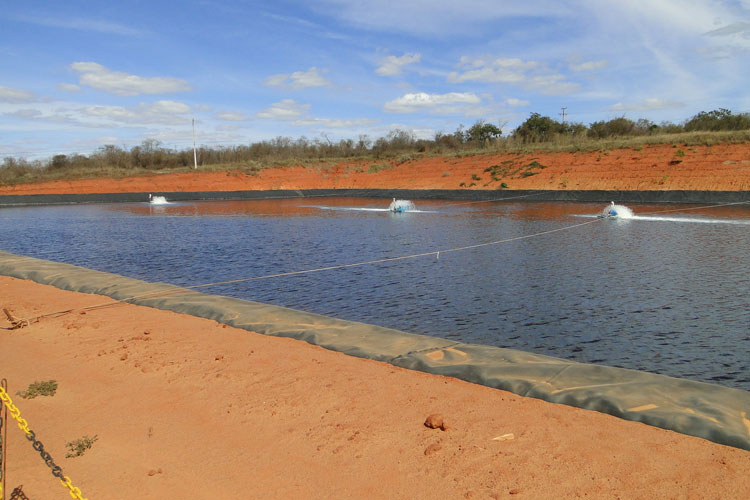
[60,476,88,500]
[0,386,31,437]
[0,386,90,500]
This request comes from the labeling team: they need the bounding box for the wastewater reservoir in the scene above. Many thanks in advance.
[1,197,748,390]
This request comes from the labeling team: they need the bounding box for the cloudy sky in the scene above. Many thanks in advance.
[1,0,748,160]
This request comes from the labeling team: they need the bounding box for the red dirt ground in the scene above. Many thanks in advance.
[1,277,749,499]
[1,143,748,195]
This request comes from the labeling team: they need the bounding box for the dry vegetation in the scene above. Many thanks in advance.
[2,109,749,187]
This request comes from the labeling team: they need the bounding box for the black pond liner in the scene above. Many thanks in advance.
[0,188,748,206]
[1,249,749,451]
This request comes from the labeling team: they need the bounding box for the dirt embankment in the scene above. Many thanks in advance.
[2,276,749,499]
[1,143,748,195]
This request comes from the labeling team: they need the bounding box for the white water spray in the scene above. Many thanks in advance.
[389,198,416,212]
[600,202,633,219]
[148,194,170,205]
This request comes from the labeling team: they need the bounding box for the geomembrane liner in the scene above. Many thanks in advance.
[1,250,748,451]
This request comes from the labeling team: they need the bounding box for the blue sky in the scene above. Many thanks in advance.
[1,0,749,160]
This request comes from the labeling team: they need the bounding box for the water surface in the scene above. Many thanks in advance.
[1,197,748,390]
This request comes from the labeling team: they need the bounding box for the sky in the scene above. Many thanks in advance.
[1,0,749,160]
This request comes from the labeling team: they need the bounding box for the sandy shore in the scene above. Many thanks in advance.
[1,143,748,195]
[1,276,748,499]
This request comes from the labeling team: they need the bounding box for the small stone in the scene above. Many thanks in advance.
[120,353,128,361]
[143,330,150,335]
[424,414,448,431]
[215,354,224,361]
[509,489,520,495]
[79,311,86,315]
[424,443,442,456]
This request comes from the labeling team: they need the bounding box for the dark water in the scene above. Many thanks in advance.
[1,197,748,390]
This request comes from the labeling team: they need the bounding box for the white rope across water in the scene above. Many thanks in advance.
[20,198,748,322]
[183,218,601,291]
[153,199,750,293]
[25,216,602,321]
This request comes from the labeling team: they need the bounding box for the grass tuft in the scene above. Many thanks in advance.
[66,435,98,458]
[17,380,58,399]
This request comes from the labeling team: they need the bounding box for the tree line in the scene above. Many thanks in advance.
[2,108,749,183]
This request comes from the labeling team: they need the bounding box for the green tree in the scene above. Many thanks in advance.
[466,120,503,145]
[684,108,750,131]
[513,113,565,143]
[49,154,68,170]
[588,117,636,139]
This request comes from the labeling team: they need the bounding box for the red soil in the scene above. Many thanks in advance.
[1,143,748,195]
[1,277,749,499]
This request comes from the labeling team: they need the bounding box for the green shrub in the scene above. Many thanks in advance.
[66,435,98,458]
[17,380,58,399]
[368,163,388,173]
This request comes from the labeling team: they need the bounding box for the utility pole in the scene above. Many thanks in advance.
[192,118,198,169]
[559,107,568,123]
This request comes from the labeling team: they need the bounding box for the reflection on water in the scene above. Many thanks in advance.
[2,197,749,390]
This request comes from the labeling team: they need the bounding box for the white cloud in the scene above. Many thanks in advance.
[702,20,750,51]
[70,62,192,96]
[57,83,82,92]
[448,57,537,84]
[255,99,376,129]
[607,98,684,112]
[447,56,580,95]
[67,136,122,149]
[376,53,421,76]
[383,92,481,113]
[506,98,530,107]
[3,107,84,125]
[310,0,570,37]
[256,99,310,120]
[704,21,750,36]
[81,100,193,125]
[264,67,330,89]
[0,85,43,103]
[216,124,247,132]
[526,75,581,95]
[292,117,377,128]
[12,14,145,36]
[7,109,44,119]
[3,100,192,128]
[216,111,252,122]
[569,59,608,72]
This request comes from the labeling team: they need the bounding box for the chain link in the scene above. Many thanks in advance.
[10,485,31,500]
[1,413,4,500]
[60,476,87,500]
[0,389,30,437]
[0,386,89,500]
[25,430,64,479]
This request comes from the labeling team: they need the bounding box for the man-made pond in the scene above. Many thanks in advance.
[2,197,748,390]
